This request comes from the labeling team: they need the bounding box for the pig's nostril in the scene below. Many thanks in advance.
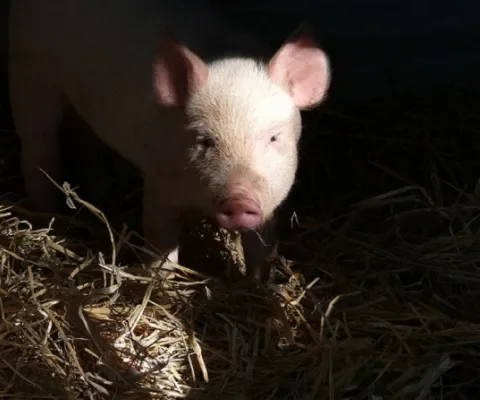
[216,199,262,230]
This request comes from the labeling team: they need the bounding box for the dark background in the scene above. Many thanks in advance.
[2,1,480,102]
[211,0,480,102]
[1,0,480,247]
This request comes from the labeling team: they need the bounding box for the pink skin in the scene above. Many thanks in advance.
[212,127,287,231]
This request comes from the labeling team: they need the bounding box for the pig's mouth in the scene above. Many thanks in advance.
[215,196,263,232]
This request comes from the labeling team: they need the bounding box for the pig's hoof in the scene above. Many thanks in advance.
[147,257,177,280]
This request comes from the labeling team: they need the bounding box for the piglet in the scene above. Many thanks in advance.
[8,0,330,280]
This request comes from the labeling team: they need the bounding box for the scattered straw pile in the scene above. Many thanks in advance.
[2,84,480,399]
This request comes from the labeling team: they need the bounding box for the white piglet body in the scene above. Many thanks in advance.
[9,0,330,278]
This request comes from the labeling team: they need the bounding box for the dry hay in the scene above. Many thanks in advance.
[1,84,480,400]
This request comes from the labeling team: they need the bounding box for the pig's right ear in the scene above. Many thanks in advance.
[153,28,208,107]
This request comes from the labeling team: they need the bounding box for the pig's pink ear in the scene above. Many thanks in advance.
[268,23,330,110]
[153,28,208,107]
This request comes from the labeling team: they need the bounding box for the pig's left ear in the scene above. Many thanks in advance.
[268,22,330,110]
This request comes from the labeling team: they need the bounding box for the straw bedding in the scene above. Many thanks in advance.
[1,82,480,399]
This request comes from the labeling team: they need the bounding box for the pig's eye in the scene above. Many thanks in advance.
[196,135,216,149]
[270,133,281,143]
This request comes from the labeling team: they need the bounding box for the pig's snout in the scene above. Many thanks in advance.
[216,197,262,231]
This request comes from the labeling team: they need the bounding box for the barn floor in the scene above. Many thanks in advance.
[1,68,480,399]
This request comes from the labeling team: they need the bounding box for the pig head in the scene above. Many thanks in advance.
[144,26,330,278]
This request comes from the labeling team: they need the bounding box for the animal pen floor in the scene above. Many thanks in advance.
[1,75,480,400]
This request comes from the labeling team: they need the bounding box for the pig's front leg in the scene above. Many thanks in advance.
[142,175,183,276]
[241,217,278,283]
[9,63,64,215]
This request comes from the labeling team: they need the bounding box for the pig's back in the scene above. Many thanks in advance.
[9,0,269,169]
